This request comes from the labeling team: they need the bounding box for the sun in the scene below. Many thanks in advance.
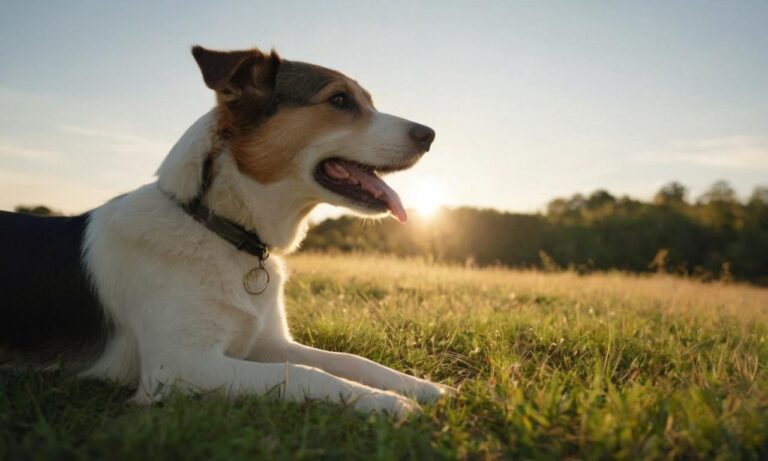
[409,176,446,218]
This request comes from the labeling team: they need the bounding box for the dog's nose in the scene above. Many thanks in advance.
[408,124,436,151]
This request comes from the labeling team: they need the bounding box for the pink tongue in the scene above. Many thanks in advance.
[325,161,408,223]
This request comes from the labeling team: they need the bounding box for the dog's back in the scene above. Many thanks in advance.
[0,211,111,368]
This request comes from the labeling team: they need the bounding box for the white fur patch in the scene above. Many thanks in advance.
[156,109,217,202]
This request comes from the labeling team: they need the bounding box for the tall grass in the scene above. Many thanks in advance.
[1,253,767,459]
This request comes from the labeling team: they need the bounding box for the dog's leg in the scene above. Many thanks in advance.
[135,351,419,417]
[251,342,454,403]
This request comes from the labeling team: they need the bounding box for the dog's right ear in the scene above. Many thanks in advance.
[191,45,280,105]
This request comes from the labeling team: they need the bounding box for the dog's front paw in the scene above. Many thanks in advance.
[353,390,421,418]
[412,380,457,404]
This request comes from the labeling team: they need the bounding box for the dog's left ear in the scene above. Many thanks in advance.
[192,45,280,106]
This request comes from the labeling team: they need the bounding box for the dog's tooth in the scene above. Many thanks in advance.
[324,162,337,176]
[324,162,352,180]
[330,163,350,178]
[360,180,380,197]
[360,181,379,194]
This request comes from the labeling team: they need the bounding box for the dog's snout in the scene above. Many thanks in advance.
[408,124,436,151]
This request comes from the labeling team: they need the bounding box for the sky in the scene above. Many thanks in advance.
[1,0,767,219]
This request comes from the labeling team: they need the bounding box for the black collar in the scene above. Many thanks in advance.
[163,152,269,261]
[180,196,269,261]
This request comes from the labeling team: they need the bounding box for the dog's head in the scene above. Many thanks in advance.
[191,46,435,223]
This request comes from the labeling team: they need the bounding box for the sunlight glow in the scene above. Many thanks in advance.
[408,176,446,219]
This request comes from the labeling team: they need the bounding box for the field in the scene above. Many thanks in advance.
[2,253,768,460]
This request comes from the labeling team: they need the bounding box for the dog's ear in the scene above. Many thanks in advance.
[192,45,280,105]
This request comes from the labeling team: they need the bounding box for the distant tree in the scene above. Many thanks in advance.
[746,186,768,230]
[546,194,587,223]
[654,181,688,207]
[748,186,768,207]
[587,190,615,209]
[616,195,643,213]
[695,181,743,231]
[697,180,736,205]
[546,198,569,217]
[580,190,617,222]
[568,194,587,212]
[14,205,57,216]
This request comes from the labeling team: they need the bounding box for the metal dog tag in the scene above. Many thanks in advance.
[243,261,270,295]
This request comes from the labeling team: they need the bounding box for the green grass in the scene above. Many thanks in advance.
[2,253,768,460]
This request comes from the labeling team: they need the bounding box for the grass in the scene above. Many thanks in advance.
[2,253,768,460]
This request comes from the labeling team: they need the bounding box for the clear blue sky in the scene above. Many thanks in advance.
[1,0,767,216]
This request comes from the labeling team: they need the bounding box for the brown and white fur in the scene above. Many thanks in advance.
[2,46,448,416]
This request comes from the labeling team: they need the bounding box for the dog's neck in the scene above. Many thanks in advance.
[204,152,317,253]
[157,110,318,255]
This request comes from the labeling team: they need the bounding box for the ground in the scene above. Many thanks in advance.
[2,253,767,460]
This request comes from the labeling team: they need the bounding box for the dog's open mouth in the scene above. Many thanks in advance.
[314,158,414,223]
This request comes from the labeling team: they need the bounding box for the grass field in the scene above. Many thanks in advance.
[2,253,768,460]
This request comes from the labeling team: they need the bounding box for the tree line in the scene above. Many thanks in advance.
[13,180,768,284]
[302,181,768,285]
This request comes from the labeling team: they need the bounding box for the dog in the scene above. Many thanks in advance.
[0,45,451,416]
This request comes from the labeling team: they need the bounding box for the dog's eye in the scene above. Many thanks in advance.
[329,93,350,109]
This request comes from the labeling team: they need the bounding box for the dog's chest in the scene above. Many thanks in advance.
[223,311,260,358]
[219,258,289,358]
